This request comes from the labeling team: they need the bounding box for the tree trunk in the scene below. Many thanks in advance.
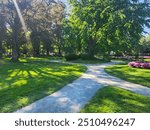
[33,49,40,57]
[32,38,40,57]
[11,16,21,62]
[11,43,19,62]
[0,41,2,58]
[45,41,50,56]
[46,48,49,56]
[88,37,95,58]
[58,45,62,56]
[11,29,19,62]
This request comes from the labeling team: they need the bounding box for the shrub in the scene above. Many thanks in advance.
[65,54,80,61]
[79,54,96,60]
[65,54,97,61]
[128,61,150,69]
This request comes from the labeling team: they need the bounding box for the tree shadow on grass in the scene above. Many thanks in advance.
[0,61,85,112]
[105,66,150,87]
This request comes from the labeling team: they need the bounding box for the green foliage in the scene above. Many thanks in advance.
[81,86,150,113]
[0,59,87,112]
[64,0,150,58]
[105,64,150,87]
[139,35,150,55]
[0,0,66,60]
[1,0,150,60]
[65,53,102,61]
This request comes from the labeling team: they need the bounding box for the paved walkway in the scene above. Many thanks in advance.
[15,62,150,113]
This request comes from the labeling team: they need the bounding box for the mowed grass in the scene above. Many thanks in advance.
[81,86,150,113]
[5,56,65,62]
[105,64,150,87]
[144,59,150,62]
[0,59,86,112]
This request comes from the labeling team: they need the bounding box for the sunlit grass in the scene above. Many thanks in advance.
[105,64,150,87]
[0,60,86,112]
[81,86,150,113]
[144,59,150,62]
[4,56,65,63]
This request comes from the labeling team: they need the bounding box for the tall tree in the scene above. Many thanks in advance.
[0,0,66,59]
[27,0,65,56]
[2,0,31,61]
[0,1,6,58]
[65,0,150,59]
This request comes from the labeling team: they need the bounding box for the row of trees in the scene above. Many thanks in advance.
[0,0,150,61]
[0,0,65,61]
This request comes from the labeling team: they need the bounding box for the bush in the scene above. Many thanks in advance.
[128,61,150,69]
[79,54,95,60]
[65,54,80,61]
[65,54,97,61]
[65,54,110,62]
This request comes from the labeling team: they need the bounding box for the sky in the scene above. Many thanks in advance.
[60,0,150,35]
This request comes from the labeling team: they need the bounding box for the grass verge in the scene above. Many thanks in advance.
[0,59,86,112]
[144,59,150,62]
[81,86,150,113]
[105,64,150,87]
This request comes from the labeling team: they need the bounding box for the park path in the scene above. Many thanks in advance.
[15,61,150,113]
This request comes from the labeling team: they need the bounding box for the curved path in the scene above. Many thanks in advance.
[15,61,150,113]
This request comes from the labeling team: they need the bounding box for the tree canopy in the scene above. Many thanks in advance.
[0,0,150,61]
[0,0,65,61]
[63,0,150,59]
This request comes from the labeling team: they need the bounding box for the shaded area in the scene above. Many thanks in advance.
[0,60,86,112]
[81,86,150,113]
[105,64,150,87]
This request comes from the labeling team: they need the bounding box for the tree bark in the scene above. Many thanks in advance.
[10,15,21,62]
[88,37,95,58]
[11,40,19,62]
[46,48,49,56]
[0,41,2,58]
[58,47,62,56]
[11,26,19,62]
[45,40,50,56]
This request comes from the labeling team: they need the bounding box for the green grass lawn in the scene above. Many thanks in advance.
[144,59,150,62]
[105,64,150,87]
[81,86,150,113]
[20,56,65,62]
[4,56,65,63]
[0,59,86,112]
